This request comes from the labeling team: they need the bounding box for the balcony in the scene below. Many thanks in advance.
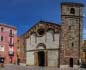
[82,48,86,52]
[9,43,14,46]
[9,33,14,37]
[8,51,14,56]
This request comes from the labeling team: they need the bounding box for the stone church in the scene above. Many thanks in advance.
[19,2,84,67]
[25,21,61,67]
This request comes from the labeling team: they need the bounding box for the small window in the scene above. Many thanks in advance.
[0,46,4,52]
[1,36,3,41]
[10,38,12,43]
[10,38,13,44]
[70,8,75,14]
[10,30,12,34]
[72,42,74,47]
[69,26,71,30]
[1,27,4,32]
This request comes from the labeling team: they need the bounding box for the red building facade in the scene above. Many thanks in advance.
[0,24,17,64]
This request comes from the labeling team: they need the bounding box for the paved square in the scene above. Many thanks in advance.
[0,64,86,70]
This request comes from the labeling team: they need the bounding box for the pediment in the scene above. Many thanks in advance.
[24,21,61,38]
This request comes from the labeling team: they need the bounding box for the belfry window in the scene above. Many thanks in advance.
[70,8,75,14]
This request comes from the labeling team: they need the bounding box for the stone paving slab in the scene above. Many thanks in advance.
[0,65,86,70]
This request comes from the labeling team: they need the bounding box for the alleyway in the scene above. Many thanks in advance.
[0,64,85,70]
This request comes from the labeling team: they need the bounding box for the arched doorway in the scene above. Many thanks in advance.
[38,51,45,66]
[70,58,73,67]
[35,43,47,66]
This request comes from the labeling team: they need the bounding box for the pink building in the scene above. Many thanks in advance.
[0,24,17,64]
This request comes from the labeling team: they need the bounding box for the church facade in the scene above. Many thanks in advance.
[19,2,84,67]
[25,21,61,67]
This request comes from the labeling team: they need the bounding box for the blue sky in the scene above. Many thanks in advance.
[0,0,86,39]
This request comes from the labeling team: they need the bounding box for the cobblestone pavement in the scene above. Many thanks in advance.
[0,64,86,70]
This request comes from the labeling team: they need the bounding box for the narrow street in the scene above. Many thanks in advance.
[0,64,86,70]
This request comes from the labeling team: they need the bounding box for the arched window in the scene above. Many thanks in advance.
[70,8,75,14]
[1,36,3,41]
[1,27,4,32]
[10,30,12,34]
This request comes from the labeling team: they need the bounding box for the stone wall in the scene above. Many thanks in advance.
[26,22,61,66]
[60,3,83,67]
[48,50,58,66]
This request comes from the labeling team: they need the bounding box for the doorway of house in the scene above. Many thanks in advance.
[38,51,45,66]
[70,58,73,67]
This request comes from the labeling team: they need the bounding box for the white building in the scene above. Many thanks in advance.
[25,21,61,67]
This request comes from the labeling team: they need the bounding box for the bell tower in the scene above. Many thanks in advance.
[60,2,84,67]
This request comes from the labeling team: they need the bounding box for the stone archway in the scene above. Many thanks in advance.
[35,43,47,66]
[36,43,46,49]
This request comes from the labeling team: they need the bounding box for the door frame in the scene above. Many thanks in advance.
[35,50,47,66]
[69,58,73,67]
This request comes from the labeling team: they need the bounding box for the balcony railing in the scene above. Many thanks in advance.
[9,43,14,46]
[9,33,14,37]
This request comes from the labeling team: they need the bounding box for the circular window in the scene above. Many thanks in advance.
[37,28,45,36]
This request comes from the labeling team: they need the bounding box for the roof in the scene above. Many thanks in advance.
[0,23,17,30]
[61,2,84,7]
[20,20,61,37]
[39,21,61,27]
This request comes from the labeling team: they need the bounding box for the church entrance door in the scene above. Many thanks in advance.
[38,51,45,66]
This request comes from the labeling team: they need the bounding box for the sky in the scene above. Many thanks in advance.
[0,0,86,39]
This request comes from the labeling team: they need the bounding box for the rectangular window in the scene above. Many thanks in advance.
[69,26,71,30]
[72,42,74,47]
[9,30,14,37]
[10,38,12,44]
[10,38,14,44]
[0,45,4,52]
[0,36,3,41]
[10,30,12,34]
[9,47,14,55]
[1,27,4,32]
[1,36,3,41]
